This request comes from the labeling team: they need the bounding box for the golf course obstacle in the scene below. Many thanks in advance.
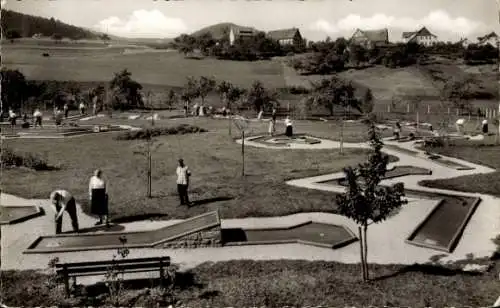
[24,210,359,253]
[0,206,44,225]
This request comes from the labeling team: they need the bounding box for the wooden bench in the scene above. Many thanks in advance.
[56,256,171,297]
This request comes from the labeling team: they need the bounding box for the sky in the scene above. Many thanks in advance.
[4,0,499,42]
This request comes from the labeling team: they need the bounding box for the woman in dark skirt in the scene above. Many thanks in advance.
[285,116,293,137]
[88,169,109,226]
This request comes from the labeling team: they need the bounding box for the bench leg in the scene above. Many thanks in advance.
[159,260,164,287]
[63,268,70,297]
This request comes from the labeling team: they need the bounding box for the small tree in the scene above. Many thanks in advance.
[361,88,374,114]
[225,85,246,136]
[443,77,474,116]
[216,80,232,107]
[109,69,143,110]
[165,89,178,110]
[181,77,200,115]
[336,123,408,281]
[197,76,216,107]
[246,80,278,114]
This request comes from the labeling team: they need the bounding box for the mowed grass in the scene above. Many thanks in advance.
[2,260,499,307]
[420,142,500,197]
[2,45,285,88]
[2,117,377,220]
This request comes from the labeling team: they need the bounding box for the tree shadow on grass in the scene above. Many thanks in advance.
[189,196,234,207]
[372,263,483,282]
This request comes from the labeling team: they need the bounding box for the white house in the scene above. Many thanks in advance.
[477,32,499,47]
[402,27,438,46]
[229,26,258,46]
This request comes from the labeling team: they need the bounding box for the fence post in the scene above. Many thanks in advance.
[456,109,459,116]
[407,103,410,113]
[387,104,390,113]
[427,104,430,114]
[447,107,450,115]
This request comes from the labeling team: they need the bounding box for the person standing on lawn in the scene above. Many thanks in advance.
[285,116,293,137]
[89,169,109,226]
[49,189,79,234]
[176,159,191,206]
[63,103,69,118]
[33,109,43,128]
[482,119,489,134]
[79,101,86,115]
[8,109,17,128]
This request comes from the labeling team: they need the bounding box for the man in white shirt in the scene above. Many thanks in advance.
[455,118,465,134]
[49,189,79,234]
[33,109,43,128]
[176,159,191,206]
[482,119,489,134]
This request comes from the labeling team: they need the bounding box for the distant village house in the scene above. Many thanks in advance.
[267,28,304,49]
[229,26,258,45]
[477,32,499,47]
[402,27,438,46]
[349,28,389,49]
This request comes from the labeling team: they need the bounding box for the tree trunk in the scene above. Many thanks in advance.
[358,226,366,281]
[416,111,419,133]
[147,139,152,198]
[363,224,369,281]
[241,131,245,176]
[340,109,345,155]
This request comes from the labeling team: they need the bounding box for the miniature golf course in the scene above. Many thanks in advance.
[222,222,357,249]
[251,134,322,147]
[0,206,44,225]
[318,165,481,253]
[24,211,358,253]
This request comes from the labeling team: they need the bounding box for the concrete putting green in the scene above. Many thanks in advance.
[253,134,322,146]
[317,167,482,253]
[24,210,358,253]
[25,211,221,253]
[222,221,357,249]
[405,195,481,253]
[1,125,125,139]
[0,206,44,225]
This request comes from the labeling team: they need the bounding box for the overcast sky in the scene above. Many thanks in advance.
[5,0,498,42]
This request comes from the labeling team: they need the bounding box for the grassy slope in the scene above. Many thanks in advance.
[2,45,285,88]
[2,118,378,220]
[2,260,499,307]
[419,143,500,197]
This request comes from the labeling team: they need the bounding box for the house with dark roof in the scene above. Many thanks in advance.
[229,26,258,45]
[349,28,389,49]
[267,28,304,49]
[477,32,499,47]
[402,27,438,46]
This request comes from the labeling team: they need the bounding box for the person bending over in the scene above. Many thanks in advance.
[50,189,79,234]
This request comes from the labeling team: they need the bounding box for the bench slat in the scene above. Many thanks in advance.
[55,256,170,268]
[62,268,164,278]
[56,262,169,275]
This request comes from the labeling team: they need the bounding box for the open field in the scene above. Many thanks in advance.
[420,143,500,197]
[2,44,285,88]
[2,117,381,221]
[2,259,498,307]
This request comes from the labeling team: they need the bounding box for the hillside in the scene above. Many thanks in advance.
[1,9,99,40]
[190,22,259,40]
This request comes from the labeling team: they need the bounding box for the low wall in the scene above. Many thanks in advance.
[156,225,222,249]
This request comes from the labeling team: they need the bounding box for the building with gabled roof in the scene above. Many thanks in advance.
[402,27,438,46]
[267,28,304,49]
[229,26,259,45]
[477,32,499,47]
[349,28,389,49]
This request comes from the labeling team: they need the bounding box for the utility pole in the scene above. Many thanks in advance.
[147,91,154,198]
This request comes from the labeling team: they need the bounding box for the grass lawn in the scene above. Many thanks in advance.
[2,259,499,307]
[419,143,500,197]
[2,117,380,221]
[2,45,285,88]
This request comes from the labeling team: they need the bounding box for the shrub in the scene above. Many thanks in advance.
[0,147,52,170]
[115,124,208,140]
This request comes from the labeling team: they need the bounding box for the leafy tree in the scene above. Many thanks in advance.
[336,123,408,281]
[109,69,144,110]
[1,69,27,111]
[216,80,232,107]
[197,76,216,107]
[442,77,474,115]
[175,34,196,56]
[349,44,367,67]
[196,33,216,55]
[164,89,178,109]
[308,77,360,154]
[180,77,200,114]
[361,88,374,114]
[245,81,278,112]
[6,29,22,42]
